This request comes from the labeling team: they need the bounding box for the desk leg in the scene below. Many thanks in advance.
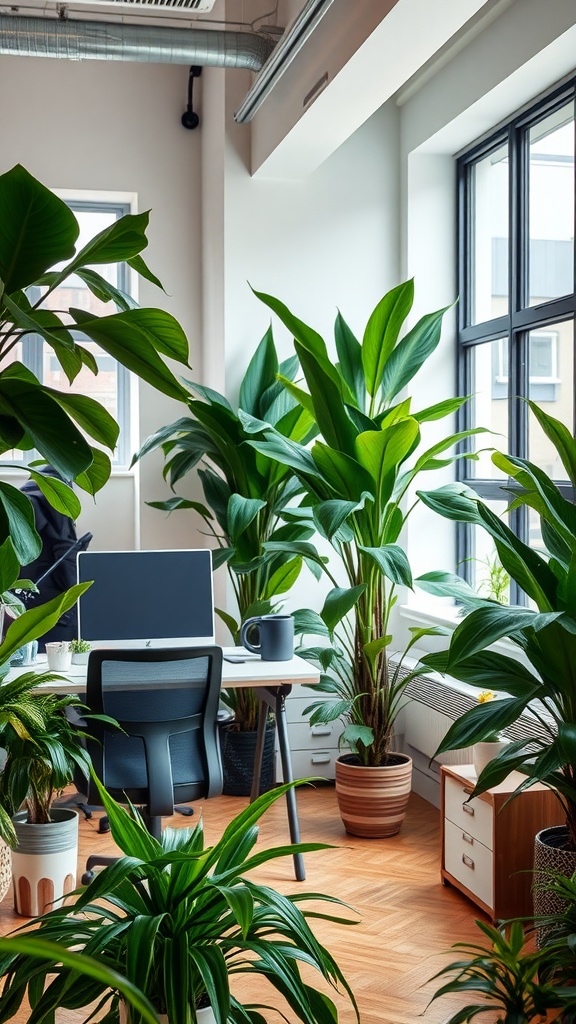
[275,689,306,882]
[250,698,267,804]
[253,685,306,882]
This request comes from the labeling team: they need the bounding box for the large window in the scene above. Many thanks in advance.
[457,79,576,603]
[6,200,131,468]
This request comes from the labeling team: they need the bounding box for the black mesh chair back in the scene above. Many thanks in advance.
[84,646,223,839]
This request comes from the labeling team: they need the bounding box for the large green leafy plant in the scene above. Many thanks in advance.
[0,163,190,837]
[419,402,576,847]
[0,778,359,1024]
[135,330,321,730]
[246,281,478,766]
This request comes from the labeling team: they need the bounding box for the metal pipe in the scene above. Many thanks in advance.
[234,0,336,123]
[0,15,274,69]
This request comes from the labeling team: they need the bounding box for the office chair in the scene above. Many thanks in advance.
[80,646,223,882]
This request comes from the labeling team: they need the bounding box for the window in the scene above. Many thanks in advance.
[457,79,576,603]
[7,200,132,468]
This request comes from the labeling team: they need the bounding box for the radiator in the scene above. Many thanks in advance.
[389,653,552,805]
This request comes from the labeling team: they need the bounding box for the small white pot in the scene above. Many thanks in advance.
[473,739,508,777]
[121,1002,216,1024]
[45,642,72,672]
[71,651,90,665]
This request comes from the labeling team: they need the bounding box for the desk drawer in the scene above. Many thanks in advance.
[288,721,340,748]
[444,819,493,908]
[444,774,493,848]
[286,748,339,781]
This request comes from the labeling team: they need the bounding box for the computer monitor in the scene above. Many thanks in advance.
[77,549,215,648]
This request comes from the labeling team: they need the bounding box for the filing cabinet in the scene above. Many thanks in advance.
[441,764,564,922]
[281,694,344,781]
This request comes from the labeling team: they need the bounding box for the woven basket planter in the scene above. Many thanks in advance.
[221,724,276,797]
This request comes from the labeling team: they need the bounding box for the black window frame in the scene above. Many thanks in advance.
[457,76,576,604]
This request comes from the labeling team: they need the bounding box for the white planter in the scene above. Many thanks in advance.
[121,1002,216,1024]
[45,642,72,672]
[71,651,90,665]
[11,808,78,917]
[473,739,508,777]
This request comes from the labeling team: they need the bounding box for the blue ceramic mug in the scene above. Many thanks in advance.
[240,614,294,662]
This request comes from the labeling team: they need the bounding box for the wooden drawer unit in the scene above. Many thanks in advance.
[441,764,564,922]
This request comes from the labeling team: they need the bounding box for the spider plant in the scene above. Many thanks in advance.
[0,777,360,1024]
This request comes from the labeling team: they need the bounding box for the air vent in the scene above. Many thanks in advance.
[71,0,216,9]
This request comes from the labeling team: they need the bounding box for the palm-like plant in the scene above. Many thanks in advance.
[246,281,479,766]
[428,919,576,1024]
[419,402,576,847]
[0,778,359,1024]
[135,329,321,730]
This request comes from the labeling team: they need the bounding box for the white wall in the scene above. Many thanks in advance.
[0,53,204,551]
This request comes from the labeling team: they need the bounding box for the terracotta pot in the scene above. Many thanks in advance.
[533,824,576,946]
[335,752,413,838]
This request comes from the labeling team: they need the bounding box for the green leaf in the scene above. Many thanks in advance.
[0,164,78,293]
[70,308,189,400]
[227,495,266,543]
[361,280,414,398]
[0,582,91,663]
[74,448,111,496]
[26,470,81,519]
[527,400,576,486]
[448,605,560,665]
[0,482,41,563]
[415,570,487,607]
[334,311,364,411]
[262,557,302,601]
[414,394,471,422]
[311,442,374,500]
[295,339,358,455]
[313,495,372,541]
[239,327,278,417]
[359,544,412,587]
[0,377,94,479]
[76,267,137,312]
[380,304,450,404]
[321,586,365,632]
[0,538,20,594]
[127,252,165,291]
[417,483,485,524]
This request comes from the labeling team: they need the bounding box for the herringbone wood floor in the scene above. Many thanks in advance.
[0,784,490,1024]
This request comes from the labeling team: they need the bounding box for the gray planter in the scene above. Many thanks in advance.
[11,808,78,917]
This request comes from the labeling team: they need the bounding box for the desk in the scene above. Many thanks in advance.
[6,648,320,881]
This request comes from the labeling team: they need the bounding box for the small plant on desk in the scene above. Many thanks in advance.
[70,638,91,655]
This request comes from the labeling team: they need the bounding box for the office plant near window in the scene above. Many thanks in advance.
[0,162,191,901]
[135,330,322,793]
[419,404,576,885]
[248,280,481,837]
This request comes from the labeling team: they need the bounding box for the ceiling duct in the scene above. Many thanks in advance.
[234,0,336,123]
[0,15,274,69]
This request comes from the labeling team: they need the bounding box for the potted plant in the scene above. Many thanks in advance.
[246,281,479,836]
[427,918,576,1023]
[472,690,509,777]
[418,403,576,885]
[0,162,192,907]
[0,776,360,1024]
[69,637,91,665]
[0,676,94,916]
[135,329,322,795]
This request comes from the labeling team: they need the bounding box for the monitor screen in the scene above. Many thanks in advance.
[77,549,214,648]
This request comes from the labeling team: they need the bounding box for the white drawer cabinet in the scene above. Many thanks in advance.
[279,690,344,781]
[441,765,564,922]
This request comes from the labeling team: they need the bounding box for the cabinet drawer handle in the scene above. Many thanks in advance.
[462,802,475,816]
[311,754,331,764]
[311,725,332,737]
[462,832,474,845]
[462,854,475,869]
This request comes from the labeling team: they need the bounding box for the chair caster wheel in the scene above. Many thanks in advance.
[81,871,95,885]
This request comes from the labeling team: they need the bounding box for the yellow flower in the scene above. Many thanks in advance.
[477,690,496,704]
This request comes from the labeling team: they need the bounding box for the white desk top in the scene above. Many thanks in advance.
[5,647,320,695]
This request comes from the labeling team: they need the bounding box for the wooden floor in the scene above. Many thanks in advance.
[0,784,489,1024]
